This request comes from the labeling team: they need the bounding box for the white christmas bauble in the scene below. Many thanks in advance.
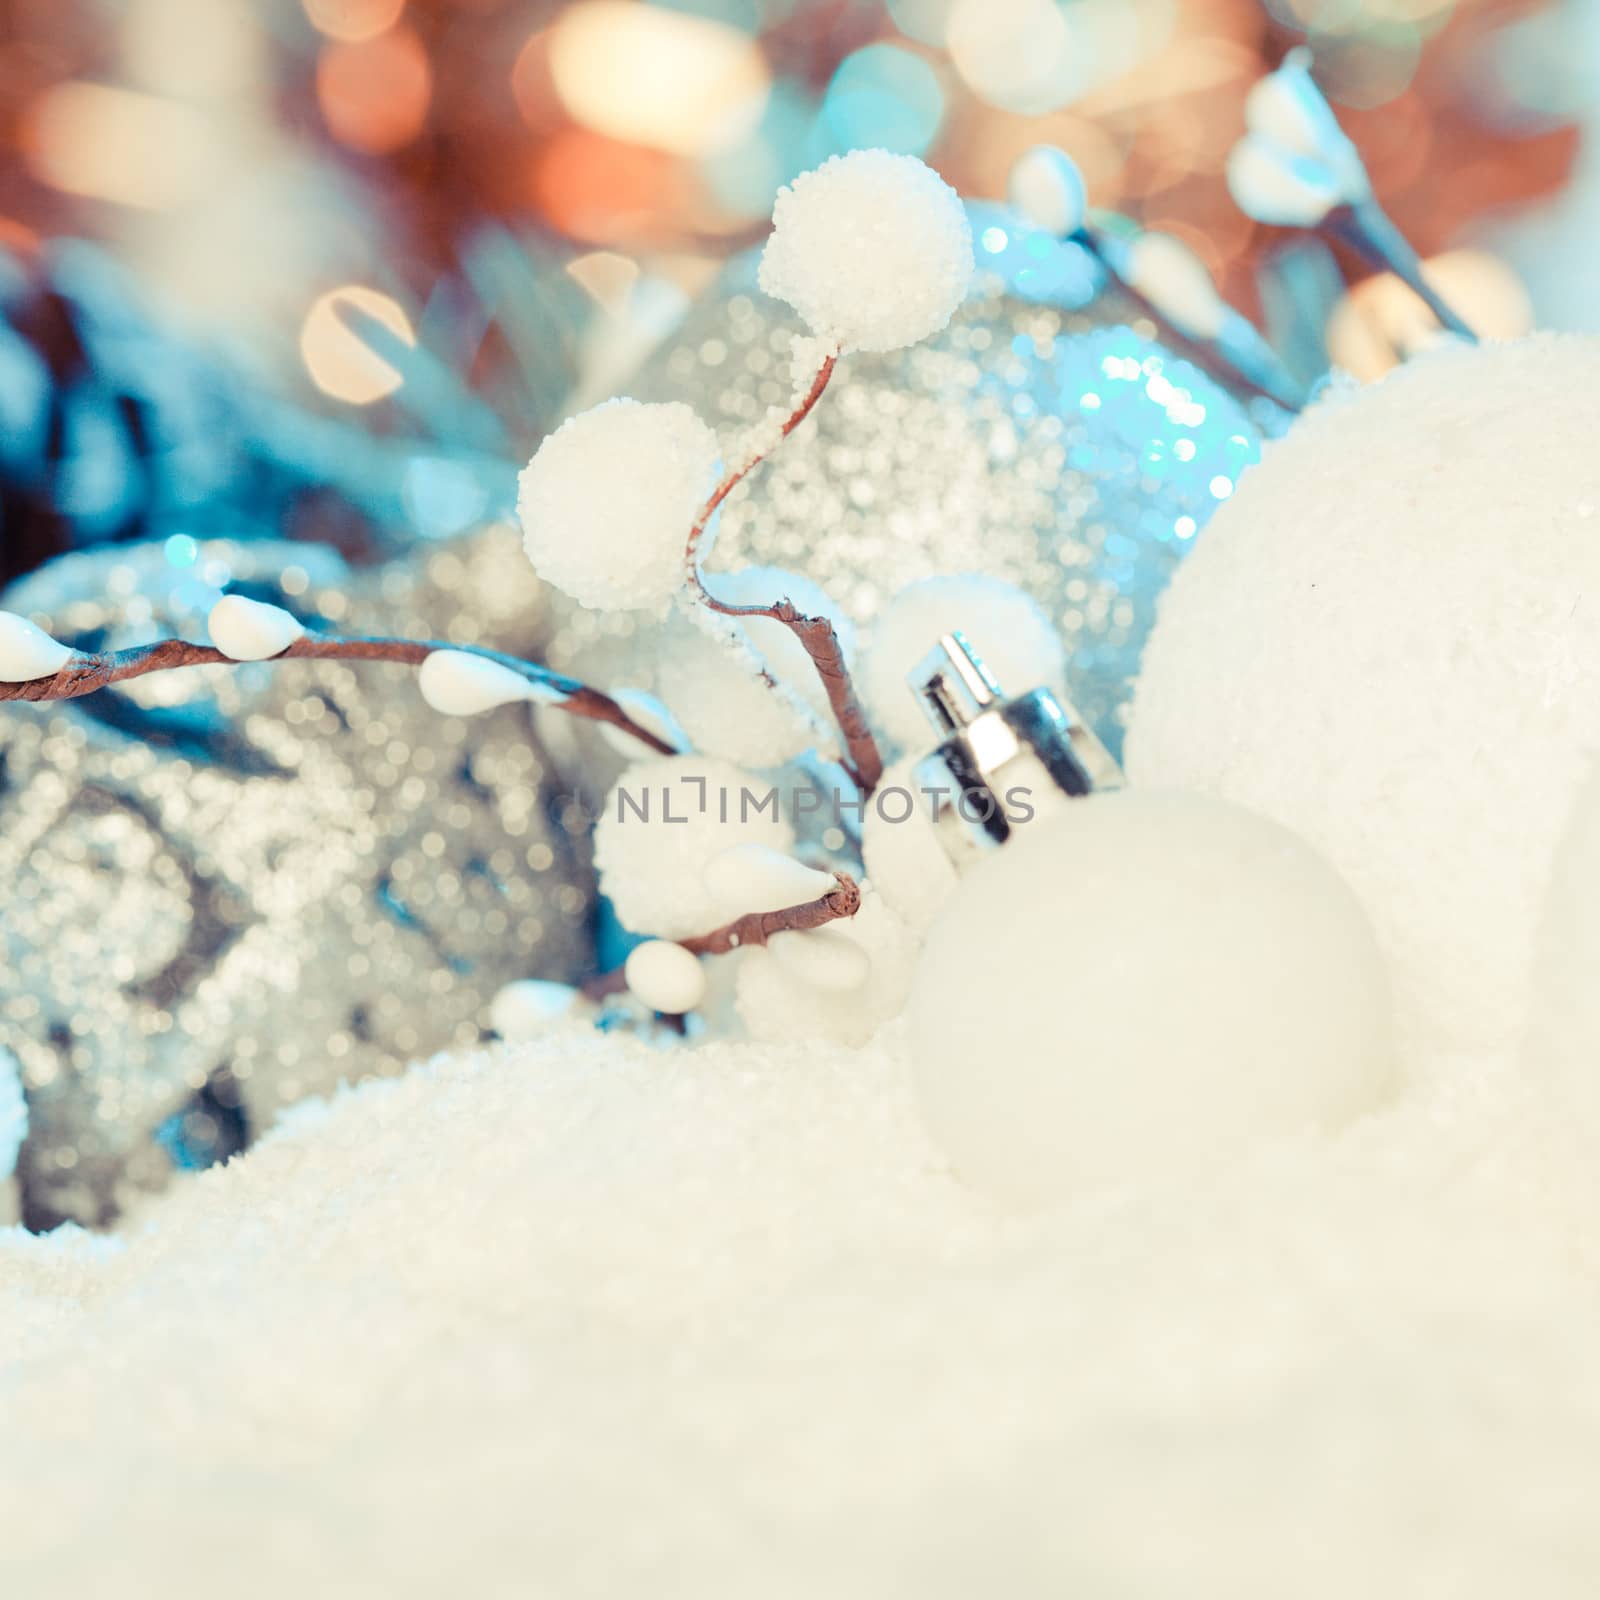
[860,574,1066,753]
[594,755,796,939]
[1128,337,1600,1068]
[910,789,1393,1205]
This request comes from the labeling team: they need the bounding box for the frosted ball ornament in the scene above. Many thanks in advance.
[1128,337,1600,1066]
[911,788,1395,1205]
[861,574,1066,754]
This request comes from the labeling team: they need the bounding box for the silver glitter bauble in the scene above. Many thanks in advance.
[0,527,590,1227]
[628,206,1281,756]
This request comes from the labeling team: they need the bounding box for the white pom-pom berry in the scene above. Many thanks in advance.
[758,150,974,355]
[418,650,557,717]
[1226,140,1344,228]
[208,595,305,662]
[860,574,1066,753]
[624,941,707,1015]
[0,611,71,681]
[594,755,796,939]
[518,398,721,612]
[1006,146,1087,239]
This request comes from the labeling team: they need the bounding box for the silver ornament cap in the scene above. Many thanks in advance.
[910,633,1122,869]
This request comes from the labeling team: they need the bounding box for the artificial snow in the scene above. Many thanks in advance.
[860,572,1067,752]
[7,1010,1600,1594]
[1129,336,1600,1071]
[593,754,796,939]
[517,398,720,612]
[758,150,974,355]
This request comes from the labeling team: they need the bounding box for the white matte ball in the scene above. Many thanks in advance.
[911,789,1394,1205]
[594,755,796,939]
[860,574,1066,753]
[1129,337,1600,1067]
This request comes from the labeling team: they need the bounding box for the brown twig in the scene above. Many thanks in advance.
[0,634,678,755]
[683,351,885,793]
[583,872,862,999]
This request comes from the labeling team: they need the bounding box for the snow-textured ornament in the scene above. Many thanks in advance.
[0,527,590,1227]
[758,150,974,354]
[626,206,1270,758]
[517,398,720,611]
[860,574,1065,753]
[594,754,796,939]
[624,941,707,1015]
[1129,337,1600,1069]
[207,594,305,661]
[912,789,1394,1205]
[0,611,71,681]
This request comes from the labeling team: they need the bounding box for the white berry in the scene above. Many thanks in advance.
[207,596,305,662]
[624,941,706,1015]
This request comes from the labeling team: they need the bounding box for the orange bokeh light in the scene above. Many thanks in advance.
[316,25,431,154]
[531,128,682,244]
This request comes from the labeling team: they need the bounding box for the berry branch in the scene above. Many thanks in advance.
[584,872,862,998]
[0,634,678,755]
[684,351,885,793]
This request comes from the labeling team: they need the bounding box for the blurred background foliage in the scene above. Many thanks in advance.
[0,0,1593,575]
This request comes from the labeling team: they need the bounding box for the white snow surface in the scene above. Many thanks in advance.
[6,1022,1600,1596]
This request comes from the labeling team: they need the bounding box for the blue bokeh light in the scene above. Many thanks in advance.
[822,43,945,156]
